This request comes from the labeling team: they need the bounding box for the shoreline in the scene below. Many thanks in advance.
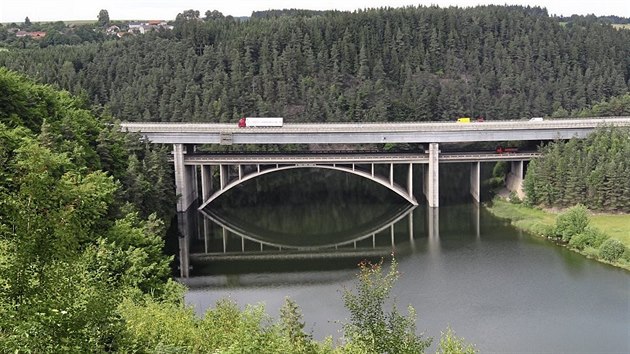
[485,198,630,272]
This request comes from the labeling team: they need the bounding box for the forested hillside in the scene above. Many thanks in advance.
[0,68,176,350]
[523,127,630,212]
[1,5,629,123]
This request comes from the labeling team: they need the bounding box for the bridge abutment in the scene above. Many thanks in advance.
[506,160,525,199]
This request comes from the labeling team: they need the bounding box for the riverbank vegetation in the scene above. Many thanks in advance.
[486,91,630,270]
[487,200,630,270]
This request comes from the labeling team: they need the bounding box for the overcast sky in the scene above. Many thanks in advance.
[1,0,628,23]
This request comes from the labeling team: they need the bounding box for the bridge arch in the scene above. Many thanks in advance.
[197,164,417,210]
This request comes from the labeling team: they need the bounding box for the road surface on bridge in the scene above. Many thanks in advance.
[121,117,630,144]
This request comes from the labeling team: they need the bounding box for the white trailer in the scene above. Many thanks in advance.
[239,117,283,127]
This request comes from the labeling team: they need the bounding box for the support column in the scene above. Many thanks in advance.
[389,164,394,186]
[422,165,427,199]
[407,163,413,197]
[511,160,524,179]
[187,146,198,203]
[424,143,439,207]
[200,165,213,204]
[470,161,481,203]
[219,164,227,189]
[507,160,525,199]
[173,143,196,212]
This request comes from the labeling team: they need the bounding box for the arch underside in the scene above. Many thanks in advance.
[197,164,417,210]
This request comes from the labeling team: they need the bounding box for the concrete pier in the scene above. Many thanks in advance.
[507,160,525,199]
[470,161,481,202]
[173,144,197,212]
[424,143,440,207]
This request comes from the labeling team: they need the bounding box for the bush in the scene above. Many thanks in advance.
[553,204,590,242]
[568,232,591,250]
[508,191,522,204]
[568,226,609,250]
[599,239,626,262]
[484,176,505,190]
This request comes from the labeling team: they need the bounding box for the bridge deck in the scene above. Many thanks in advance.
[121,117,630,144]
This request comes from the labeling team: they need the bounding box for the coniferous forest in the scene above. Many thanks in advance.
[1,5,629,124]
[524,126,630,212]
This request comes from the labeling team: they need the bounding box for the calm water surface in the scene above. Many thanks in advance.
[177,169,629,353]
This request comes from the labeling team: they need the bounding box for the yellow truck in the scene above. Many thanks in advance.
[456,117,471,123]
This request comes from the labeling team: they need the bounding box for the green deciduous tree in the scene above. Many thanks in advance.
[436,327,477,354]
[342,258,432,353]
[0,69,175,352]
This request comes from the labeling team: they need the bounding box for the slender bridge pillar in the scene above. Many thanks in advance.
[200,165,213,202]
[470,161,481,203]
[173,143,198,212]
[423,143,440,207]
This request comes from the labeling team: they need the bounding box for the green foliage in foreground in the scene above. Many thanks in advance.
[115,258,476,353]
[0,125,176,351]
[435,327,477,354]
[342,259,433,353]
[118,296,335,353]
[0,68,174,351]
[115,258,475,354]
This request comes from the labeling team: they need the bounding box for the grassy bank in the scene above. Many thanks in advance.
[486,198,630,271]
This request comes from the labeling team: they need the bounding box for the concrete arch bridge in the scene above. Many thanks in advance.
[174,149,540,211]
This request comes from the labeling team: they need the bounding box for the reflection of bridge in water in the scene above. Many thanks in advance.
[200,204,415,250]
[177,203,482,278]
